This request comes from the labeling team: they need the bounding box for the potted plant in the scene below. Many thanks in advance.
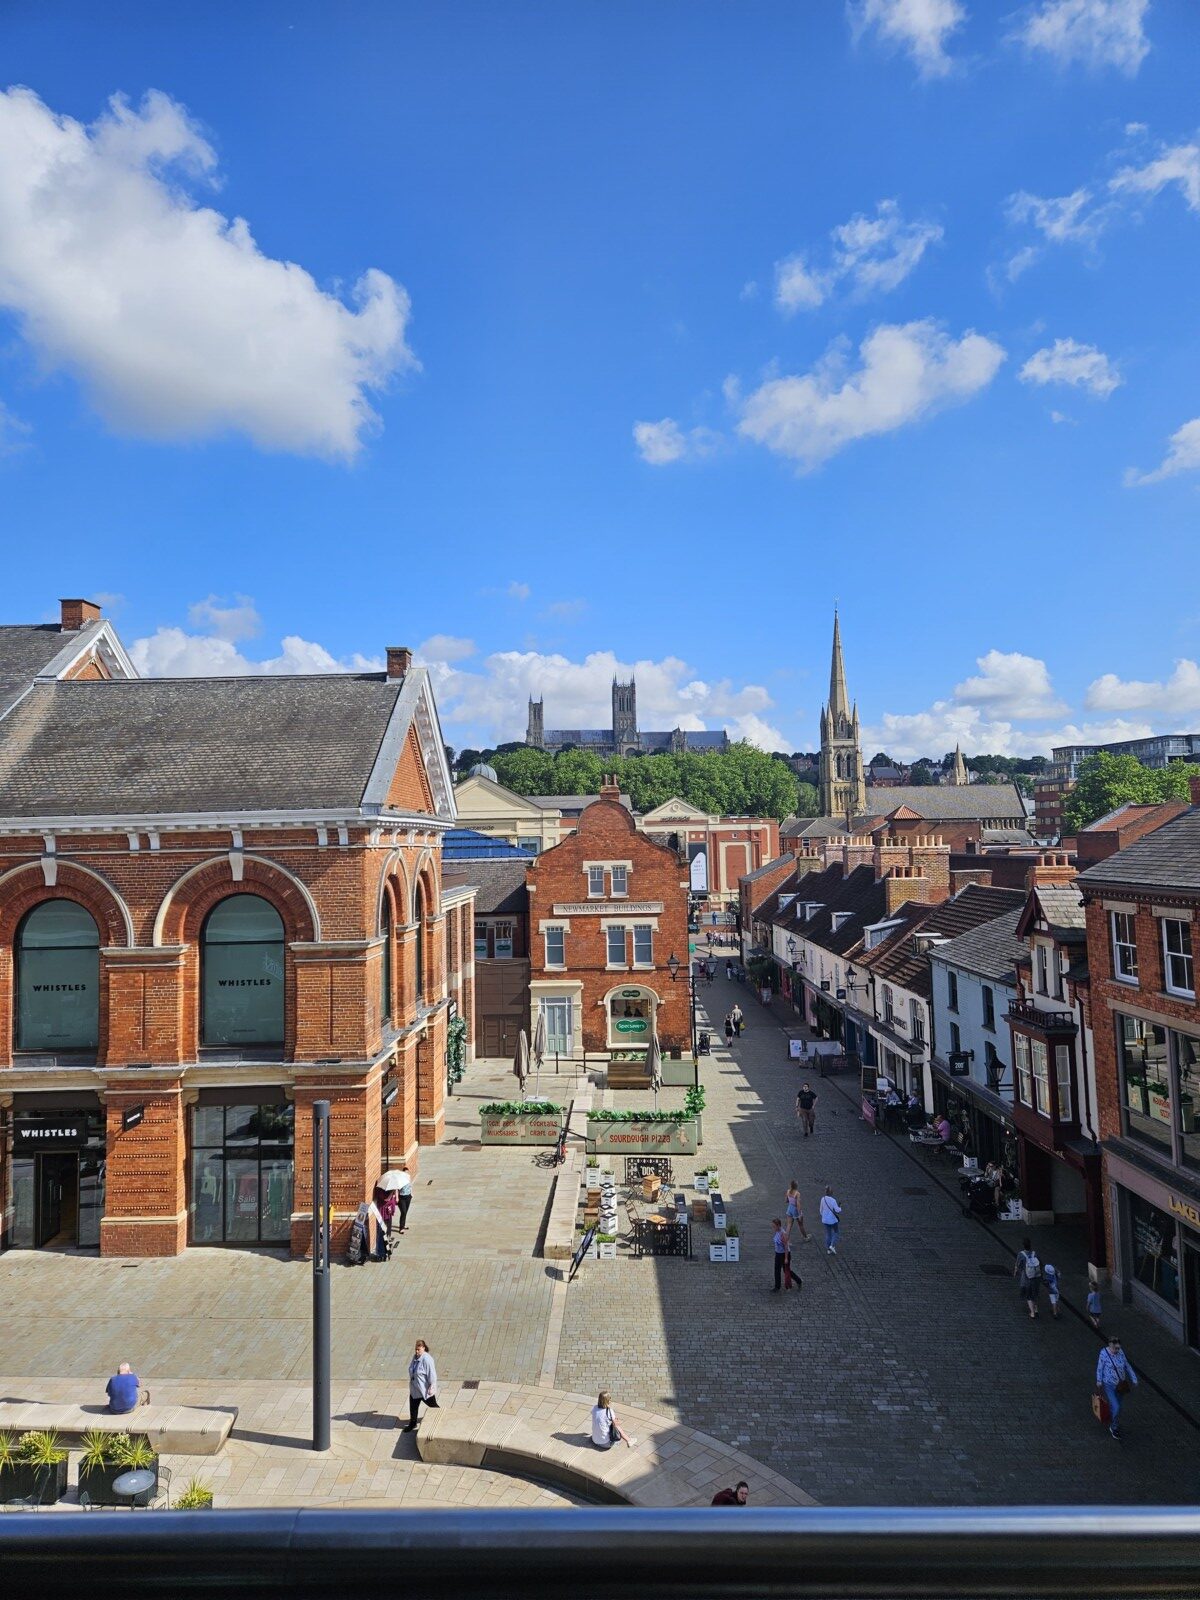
[724,1222,740,1261]
[1,1430,68,1504]
[596,1232,618,1259]
[684,1085,706,1146]
[693,1169,709,1194]
[176,1477,215,1510]
[709,1239,728,1262]
[78,1432,159,1507]
[705,1162,720,1192]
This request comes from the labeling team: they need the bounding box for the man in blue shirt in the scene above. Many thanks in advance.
[1096,1337,1137,1440]
[105,1361,141,1414]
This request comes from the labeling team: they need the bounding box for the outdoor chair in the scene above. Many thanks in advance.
[149,1466,173,1509]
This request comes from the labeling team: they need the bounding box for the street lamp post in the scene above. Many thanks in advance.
[311,1099,331,1453]
[667,952,701,1090]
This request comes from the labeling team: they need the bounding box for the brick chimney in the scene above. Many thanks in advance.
[1191,775,1200,808]
[386,646,412,679]
[599,774,622,802]
[1025,851,1076,891]
[884,866,930,914]
[59,598,102,631]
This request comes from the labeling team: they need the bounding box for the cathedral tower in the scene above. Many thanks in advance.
[818,610,866,818]
[612,676,638,753]
[526,696,544,749]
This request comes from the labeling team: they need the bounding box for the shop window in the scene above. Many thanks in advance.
[544,926,565,967]
[191,1101,294,1246]
[493,921,514,959]
[632,925,653,966]
[1162,919,1194,998]
[15,900,100,1051]
[606,925,627,967]
[609,990,650,1046]
[981,985,995,1031]
[201,895,285,1048]
[1054,1044,1073,1122]
[1031,1038,1051,1117]
[474,921,489,960]
[1174,1030,1200,1171]
[1112,912,1139,984]
[1117,1014,1172,1156]
[381,900,393,1026]
[1128,1192,1179,1309]
[1014,1032,1032,1107]
[541,998,572,1057]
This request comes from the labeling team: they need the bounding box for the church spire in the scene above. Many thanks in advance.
[829,609,850,723]
[952,743,969,787]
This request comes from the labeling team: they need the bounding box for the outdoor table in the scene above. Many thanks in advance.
[111,1468,157,1509]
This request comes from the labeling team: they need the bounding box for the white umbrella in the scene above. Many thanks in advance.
[377,1170,406,1191]
[513,1029,530,1095]
[532,1008,547,1095]
[648,1029,663,1109]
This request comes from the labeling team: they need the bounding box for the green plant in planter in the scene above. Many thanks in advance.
[596,1232,617,1244]
[480,1100,562,1116]
[16,1430,66,1467]
[80,1430,124,1473]
[0,1431,15,1471]
[683,1086,706,1119]
[725,1222,739,1239]
[115,1434,156,1471]
[590,1109,688,1123]
[176,1478,214,1510]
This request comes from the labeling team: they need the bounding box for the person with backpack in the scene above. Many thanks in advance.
[1043,1261,1062,1320]
[1096,1337,1138,1440]
[1014,1237,1042,1320]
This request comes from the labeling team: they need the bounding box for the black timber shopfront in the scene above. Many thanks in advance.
[4,1091,107,1250]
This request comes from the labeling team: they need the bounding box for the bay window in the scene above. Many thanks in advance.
[1014,1032,1032,1107]
[1054,1044,1073,1122]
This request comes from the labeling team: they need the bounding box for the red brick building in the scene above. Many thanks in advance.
[637,801,779,912]
[0,602,471,1258]
[526,781,690,1082]
[1078,779,1200,1347]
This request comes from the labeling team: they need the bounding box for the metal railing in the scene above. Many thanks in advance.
[1007,996,1077,1031]
[0,1507,1197,1596]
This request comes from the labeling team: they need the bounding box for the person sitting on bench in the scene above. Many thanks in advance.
[105,1361,143,1414]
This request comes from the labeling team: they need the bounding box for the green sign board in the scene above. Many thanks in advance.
[620,989,643,999]
[616,1018,648,1034]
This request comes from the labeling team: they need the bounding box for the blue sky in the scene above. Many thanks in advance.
[2,1,1199,759]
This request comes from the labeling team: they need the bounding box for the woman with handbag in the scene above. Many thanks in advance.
[402,1339,440,1432]
[1096,1336,1137,1440]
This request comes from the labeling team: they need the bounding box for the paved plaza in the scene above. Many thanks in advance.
[2,973,1199,1507]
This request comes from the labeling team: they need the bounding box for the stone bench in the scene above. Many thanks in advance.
[416,1382,813,1507]
[0,1400,237,1456]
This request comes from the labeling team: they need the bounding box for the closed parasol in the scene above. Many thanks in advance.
[648,1029,663,1108]
[532,1008,547,1094]
[513,1029,530,1093]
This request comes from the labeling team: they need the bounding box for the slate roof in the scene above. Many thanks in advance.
[443,859,528,916]
[742,855,796,884]
[858,885,1026,998]
[0,622,104,717]
[1033,885,1087,935]
[0,675,406,818]
[861,784,1027,820]
[1078,810,1200,895]
[442,829,537,860]
[527,793,633,811]
[772,864,889,959]
[928,905,1026,985]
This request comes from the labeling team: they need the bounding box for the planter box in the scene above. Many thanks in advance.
[693,1174,709,1194]
[725,1237,740,1261]
[480,1112,564,1146]
[78,1458,160,1507]
[661,1058,695,1087]
[597,1241,618,1259]
[0,1458,68,1505]
[587,1117,698,1156]
[709,1243,728,1262]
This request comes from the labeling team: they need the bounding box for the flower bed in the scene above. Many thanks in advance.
[479,1101,565,1146]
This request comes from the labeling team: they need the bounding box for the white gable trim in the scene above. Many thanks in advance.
[361,667,456,824]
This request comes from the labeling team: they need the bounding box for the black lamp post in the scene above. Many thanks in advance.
[667,951,700,1089]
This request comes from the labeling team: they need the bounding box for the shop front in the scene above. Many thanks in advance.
[930,1060,1017,1174]
[189,1090,294,1247]
[1106,1147,1200,1351]
[5,1094,106,1251]
[606,985,658,1051]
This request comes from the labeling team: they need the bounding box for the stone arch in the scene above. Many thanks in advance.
[412,849,440,919]
[154,854,320,947]
[0,859,133,948]
[374,848,413,927]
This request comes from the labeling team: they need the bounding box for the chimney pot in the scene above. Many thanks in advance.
[59,598,102,631]
[387,646,412,679]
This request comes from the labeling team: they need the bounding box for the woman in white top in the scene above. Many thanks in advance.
[590,1389,636,1450]
[402,1339,439,1432]
[819,1186,842,1254]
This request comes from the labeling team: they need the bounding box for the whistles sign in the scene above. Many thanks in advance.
[13,1113,91,1153]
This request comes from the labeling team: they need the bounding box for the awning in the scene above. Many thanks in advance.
[929,1056,1013,1126]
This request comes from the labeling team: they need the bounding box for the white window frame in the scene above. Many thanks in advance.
[882,985,894,1024]
[543,926,566,969]
[910,998,925,1045]
[474,920,489,960]
[606,925,627,968]
[1112,911,1139,985]
[1035,944,1049,996]
[587,866,605,898]
[1055,1044,1073,1122]
[493,920,514,959]
[1015,1032,1032,1107]
[610,865,628,898]
[632,924,653,967]
[1162,918,1195,998]
[1032,1038,1051,1118]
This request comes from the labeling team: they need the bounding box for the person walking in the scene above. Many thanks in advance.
[1096,1336,1138,1440]
[402,1338,439,1432]
[771,1218,795,1293]
[1087,1283,1103,1331]
[1043,1261,1062,1320]
[1014,1237,1042,1320]
[394,1165,414,1233]
[796,1083,817,1137]
[819,1186,841,1254]
[725,960,733,980]
[785,1180,810,1242]
[731,1003,744,1037]
[724,1014,735,1048]
[591,1390,637,1449]
[783,1235,802,1292]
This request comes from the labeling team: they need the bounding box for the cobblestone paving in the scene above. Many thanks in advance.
[555,957,1200,1506]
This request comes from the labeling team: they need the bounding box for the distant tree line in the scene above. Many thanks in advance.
[1062,754,1200,835]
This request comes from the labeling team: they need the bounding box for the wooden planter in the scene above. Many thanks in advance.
[586,1117,698,1156]
[77,1457,160,1507]
[0,1458,68,1505]
[479,1111,564,1146]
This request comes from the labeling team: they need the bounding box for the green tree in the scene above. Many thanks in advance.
[1061,754,1200,834]
[908,762,937,786]
[793,781,820,817]
[551,749,605,794]
[490,747,556,794]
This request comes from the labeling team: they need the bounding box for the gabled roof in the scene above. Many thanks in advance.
[0,619,135,720]
[742,854,796,885]
[859,885,1027,998]
[443,859,528,916]
[0,667,454,824]
[1017,884,1086,942]
[640,797,712,823]
[528,792,632,811]
[928,905,1025,985]
[857,785,1027,821]
[453,773,551,815]
[1078,806,1200,893]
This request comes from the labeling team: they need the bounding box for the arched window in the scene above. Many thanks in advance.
[381,896,393,1026]
[16,899,100,1050]
[414,882,426,1003]
[202,895,285,1047]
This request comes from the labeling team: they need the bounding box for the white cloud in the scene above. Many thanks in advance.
[506,581,531,602]
[1007,187,1104,244]
[1049,409,1076,424]
[1018,338,1121,397]
[424,647,787,750]
[775,200,942,314]
[953,649,1067,718]
[1124,417,1200,486]
[849,0,966,79]
[0,87,416,460]
[187,593,262,642]
[0,400,32,455]
[415,634,476,664]
[1110,141,1200,212]
[632,417,719,465]
[863,702,1156,760]
[1012,0,1150,75]
[1087,659,1200,714]
[733,319,1004,471]
[131,601,381,677]
[739,280,760,301]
